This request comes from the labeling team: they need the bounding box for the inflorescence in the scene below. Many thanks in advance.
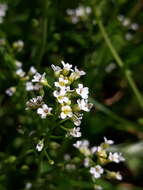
[5,60,125,189]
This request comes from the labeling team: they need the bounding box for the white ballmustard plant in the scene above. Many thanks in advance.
[6,59,125,189]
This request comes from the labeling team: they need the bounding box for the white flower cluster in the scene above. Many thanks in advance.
[52,60,93,137]
[118,15,139,30]
[73,137,125,186]
[5,87,16,96]
[6,60,92,137]
[26,95,52,119]
[0,4,8,23]
[117,14,139,41]
[66,6,91,24]
[15,61,44,92]
[15,60,26,78]
[13,40,24,52]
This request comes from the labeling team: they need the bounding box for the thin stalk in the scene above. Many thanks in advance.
[94,8,143,109]
[90,98,142,132]
[37,17,48,66]
[37,1,50,66]
[60,125,69,131]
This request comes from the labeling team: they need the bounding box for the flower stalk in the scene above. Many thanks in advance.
[93,5,143,109]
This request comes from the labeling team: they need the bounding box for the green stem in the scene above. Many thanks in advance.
[37,17,48,66]
[37,1,50,66]
[90,98,142,132]
[94,8,143,109]
[50,135,63,139]
[60,125,69,131]
[44,150,54,165]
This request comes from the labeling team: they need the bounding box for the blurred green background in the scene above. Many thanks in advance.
[1,0,143,189]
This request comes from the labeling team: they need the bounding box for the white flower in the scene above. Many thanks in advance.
[90,165,104,179]
[73,140,91,156]
[85,7,92,14]
[84,157,90,168]
[115,172,122,180]
[91,146,98,154]
[66,9,74,16]
[0,4,8,23]
[16,68,25,77]
[122,18,130,27]
[13,40,24,51]
[25,182,32,189]
[51,64,62,76]
[53,89,69,104]
[130,23,139,31]
[36,140,44,152]
[74,66,85,77]
[5,87,16,96]
[75,6,85,17]
[61,60,72,71]
[65,164,76,170]
[29,66,37,75]
[73,140,89,149]
[15,60,22,68]
[108,171,123,181]
[0,38,6,46]
[72,114,83,126]
[33,83,42,91]
[69,66,86,81]
[60,105,73,119]
[32,72,46,83]
[94,185,103,190]
[105,63,116,73]
[71,16,79,24]
[104,137,114,145]
[54,76,69,89]
[69,127,81,137]
[73,140,82,149]
[125,33,133,41]
[37,104,52,119]
[26,96,43,109]
[25,82,34,91]
[64,154,71,161]
[25,82,42,91]
[76,84,89,99]
[117,14,124,22]
[77,99,93,112]
[109,152,125,163]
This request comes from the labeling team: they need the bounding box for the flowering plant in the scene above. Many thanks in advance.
[1,0,142,189]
